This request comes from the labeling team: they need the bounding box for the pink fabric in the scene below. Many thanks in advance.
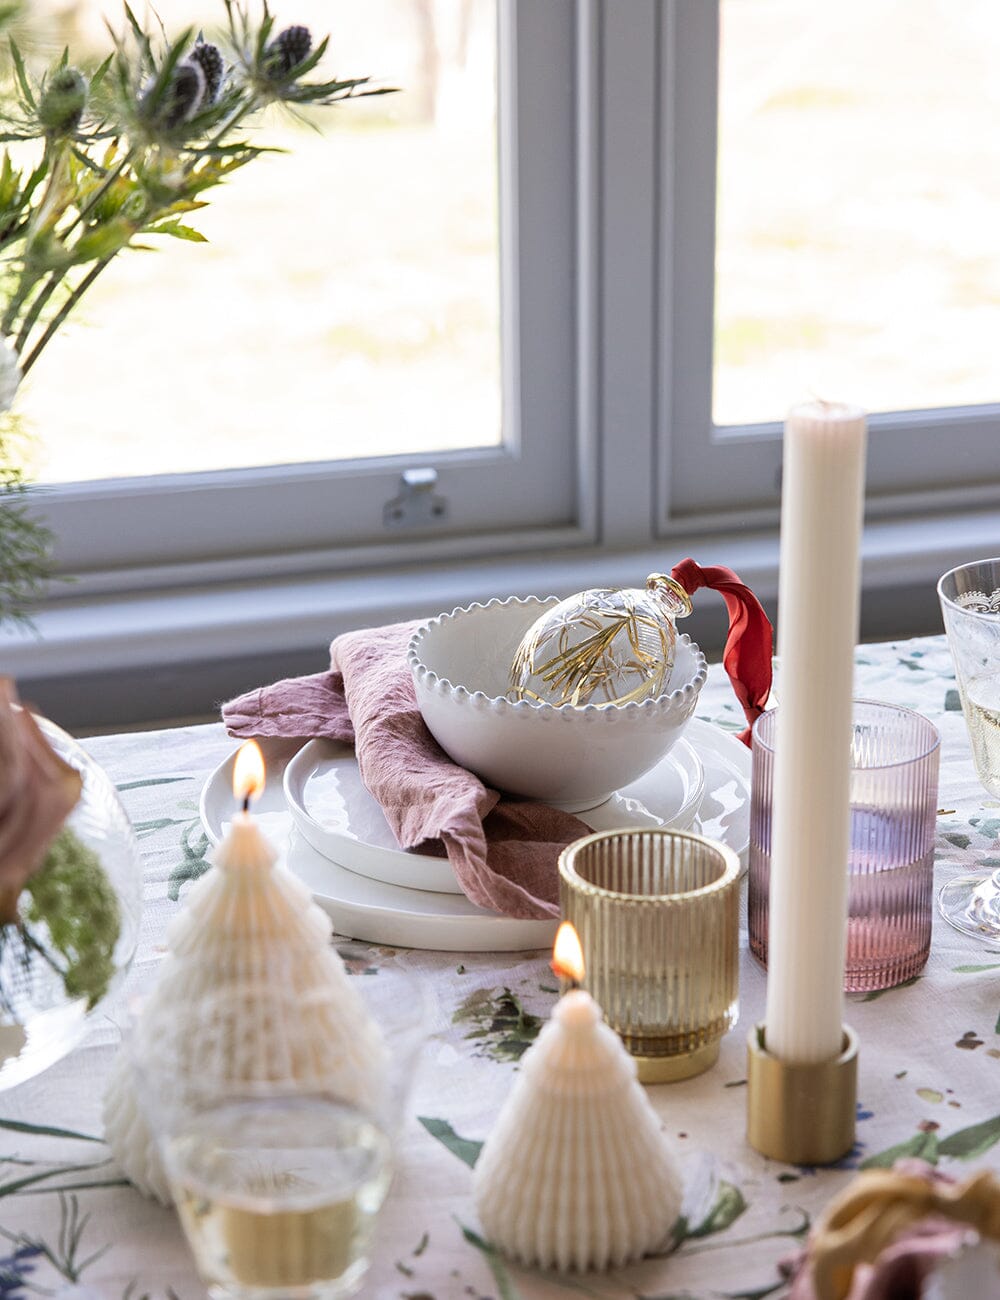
[222,622,592,919]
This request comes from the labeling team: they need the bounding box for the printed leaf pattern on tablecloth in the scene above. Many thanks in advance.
[862,1110,1000,1169]
[452,986,544,1062]
[9,637,1000,1299]
[418,1117,483,1170]
[167,820,212,900]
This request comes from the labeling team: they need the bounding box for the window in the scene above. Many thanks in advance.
[660,0,1000,526]
[21,1,593,583]
[6,1,999,724]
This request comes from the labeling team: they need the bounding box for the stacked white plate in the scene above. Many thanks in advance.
[199,718,750,952]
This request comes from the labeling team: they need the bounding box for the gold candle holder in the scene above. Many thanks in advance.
[558,828,740,1083]
[746,1022,858,1165]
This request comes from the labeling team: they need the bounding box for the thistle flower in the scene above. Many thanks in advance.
[189,39,225,106]
[37,66,88,138]
[155,57,207,130]
[1,3,395,392]
[264,24,312,79]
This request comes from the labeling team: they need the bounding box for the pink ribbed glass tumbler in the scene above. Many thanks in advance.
[749,700,940,993]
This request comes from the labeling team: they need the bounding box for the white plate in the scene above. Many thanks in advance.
[199,719,750,952]
[282,736,706,894]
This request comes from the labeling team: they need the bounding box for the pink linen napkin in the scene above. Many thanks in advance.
[222,621,592,920]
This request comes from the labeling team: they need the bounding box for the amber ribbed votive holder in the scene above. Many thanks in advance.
[558,828,740,1083]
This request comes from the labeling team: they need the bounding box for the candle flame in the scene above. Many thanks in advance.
[551,921,585,983]
[232,740,265,805]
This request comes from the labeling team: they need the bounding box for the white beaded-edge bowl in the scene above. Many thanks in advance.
[408,596,707,811]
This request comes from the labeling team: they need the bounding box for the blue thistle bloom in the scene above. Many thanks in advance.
[189,40,224,105]
[162,59,206,127]
[265,25,313,79]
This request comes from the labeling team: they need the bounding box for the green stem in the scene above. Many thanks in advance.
[0,218,28,255]
[19,147,151,355]
[59,149,135,244]
[1,143,70,335]
[204,98,254,152]
[13,271,63,355]
[2,150,133,344]
[19,256,112,377]
[1,271,32,336]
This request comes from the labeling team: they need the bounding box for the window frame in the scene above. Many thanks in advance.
[26,0,599,595]
[656,1,1000,535]
[6,0,1000,728]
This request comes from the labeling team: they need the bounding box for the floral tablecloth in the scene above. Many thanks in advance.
[2,633,1000,1299]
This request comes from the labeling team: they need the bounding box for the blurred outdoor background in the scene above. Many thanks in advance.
[13,0,503,481]
[6,0,1000,481]
[715,0,1000,425]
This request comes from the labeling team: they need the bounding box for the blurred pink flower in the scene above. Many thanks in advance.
[0,678,82,922]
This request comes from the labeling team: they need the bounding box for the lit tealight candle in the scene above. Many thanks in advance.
[473,923,682,1273]
[233,739,266,810]
[212,740,275,872]
[105,736,390,1204]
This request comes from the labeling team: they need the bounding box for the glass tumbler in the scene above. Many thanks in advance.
[938,558,1000,797]
[749,700,940,993]
[559,827,741,1083]
[128,967,430,1300]
[937,557,1000,938]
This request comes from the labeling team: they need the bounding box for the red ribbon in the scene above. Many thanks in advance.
[670,557,773,746]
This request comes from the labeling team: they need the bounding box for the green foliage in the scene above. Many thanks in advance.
[21,826,121,1008]
[0,4,391,380]
[0,412,53,625]
[0,3,392,624]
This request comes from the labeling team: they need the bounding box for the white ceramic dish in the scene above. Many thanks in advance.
[199,720,750,952]
[408,596,707,811]
[282,735,706,895]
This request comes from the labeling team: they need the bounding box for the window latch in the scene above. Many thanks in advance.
[383,467,448,530]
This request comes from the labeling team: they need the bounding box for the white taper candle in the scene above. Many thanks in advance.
[764,400,867,1064]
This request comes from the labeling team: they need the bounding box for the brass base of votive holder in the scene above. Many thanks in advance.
[635,1039,720,1084]
[746,1022,858,1165]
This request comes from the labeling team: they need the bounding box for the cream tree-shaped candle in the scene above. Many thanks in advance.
[473,923,683,1272]
[103,741,387,1204]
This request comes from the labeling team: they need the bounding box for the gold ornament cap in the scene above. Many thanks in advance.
[645,574,693,618]
[747,1022,858,1166]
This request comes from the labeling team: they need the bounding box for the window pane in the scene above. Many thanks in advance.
[714,0,1000,427]
[19,0,500,482]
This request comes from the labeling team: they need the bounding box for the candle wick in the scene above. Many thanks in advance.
[549,959,580,990]
[242,794,251,814]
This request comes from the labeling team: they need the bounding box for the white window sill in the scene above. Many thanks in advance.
[3,506,992,697]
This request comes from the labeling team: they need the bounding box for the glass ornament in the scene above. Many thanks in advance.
[509,574,692,707]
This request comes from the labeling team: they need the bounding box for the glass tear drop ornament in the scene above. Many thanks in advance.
[509,574,692,707]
